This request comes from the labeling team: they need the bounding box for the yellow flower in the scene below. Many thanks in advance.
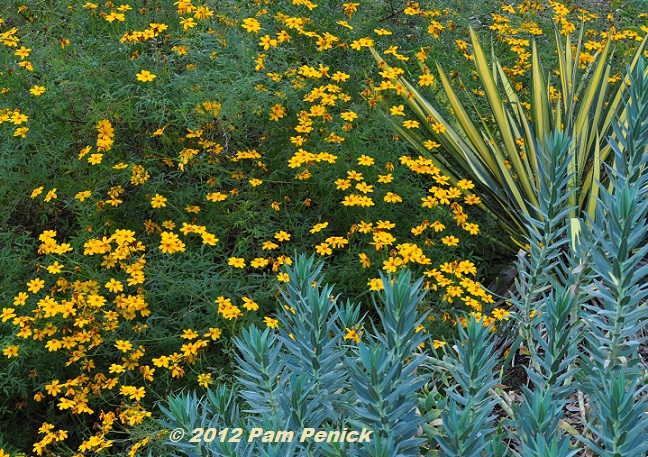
[140,365,155,382]
[464,194,482,205]
[13,126,28,138]
[384,192,402,203]
[367,278,384,291]
[432,122,446,133]
[418,73,434,86]
[335,178,352,190]
[241,17,261,33]
[264,316,279,329]
[358,252,371,268]
[315,242,332,256]
[115,340,133,352]
[228,257,246,268]
[457,179,475,190]
[30,85,46,96]
[310,222,329,233]
[201,232,219,245]
[274,231,291,242]
[492,308,511,320]
[45,380,62,396]
[75,190,92,201]
[136,70,156,82]
[357,154,374,166]
[78,145,92,159]
[180,17,197,31]
[197,373,213,388]
[43,188,57,202]
[251,257,269,268]
[18,60,34,71]
[30,187,44,199]
[204,327,222,340]
[57,398,76,411]
[402,120,420,129]
[344,327,361,343]
[120,385,146,401]
[45,340,62,352]
[355,182,373,193]
[181,329,199,340]
[464,223,480,235]
[105,278,124,293]
[87,153,103,165]
[431,221,445,232]
[206,191,228,202]
[423,140,441,150]
[14,46,31,59]
[46,261,64,274]
[105,11,125,22]
[383,256,403,273]
[2,345,19,358]
[242,297,259,311]
[390,105,405,116]
[27,277,45,294]
[433,340,446,349]
[440,235,459,246]
[151,194,167,208]
[262,241,279,250]
[10,111,29,124]
[347,170,363,181]
[14,292,29,306]
[2,308,16,322]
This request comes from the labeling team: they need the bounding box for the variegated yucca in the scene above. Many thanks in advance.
[371,29,648,248]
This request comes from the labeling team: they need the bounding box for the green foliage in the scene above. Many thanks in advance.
[419,56,648,456]
[372,25,648,247]
[159,253,429,457]
[432,316,500,457]
[3,0,648,454]
[1,1,504,451]
[160,52,648,456]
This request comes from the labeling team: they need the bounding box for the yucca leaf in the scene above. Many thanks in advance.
[469,29,532,195]
[531,40,551,141]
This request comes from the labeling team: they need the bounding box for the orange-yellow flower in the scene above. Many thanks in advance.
[418,74,434,86]
[432,122,446,133]
[151,194,167,208]
[274,231,291,242]
[357,154,374,166]
[241,17,261,33]
[228,257,246,268]
[242,297,259,311]
[115,340,133,352]
[441,235,460,246]
[27,278,45,294]
[390,105,405,116]
[310,222,329,233]
[136,70,156,82]
[2,345,19,358]
[344,327,361,343]
[29,85,46,96]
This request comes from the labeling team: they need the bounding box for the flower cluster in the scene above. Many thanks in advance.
[1,0,646,454]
